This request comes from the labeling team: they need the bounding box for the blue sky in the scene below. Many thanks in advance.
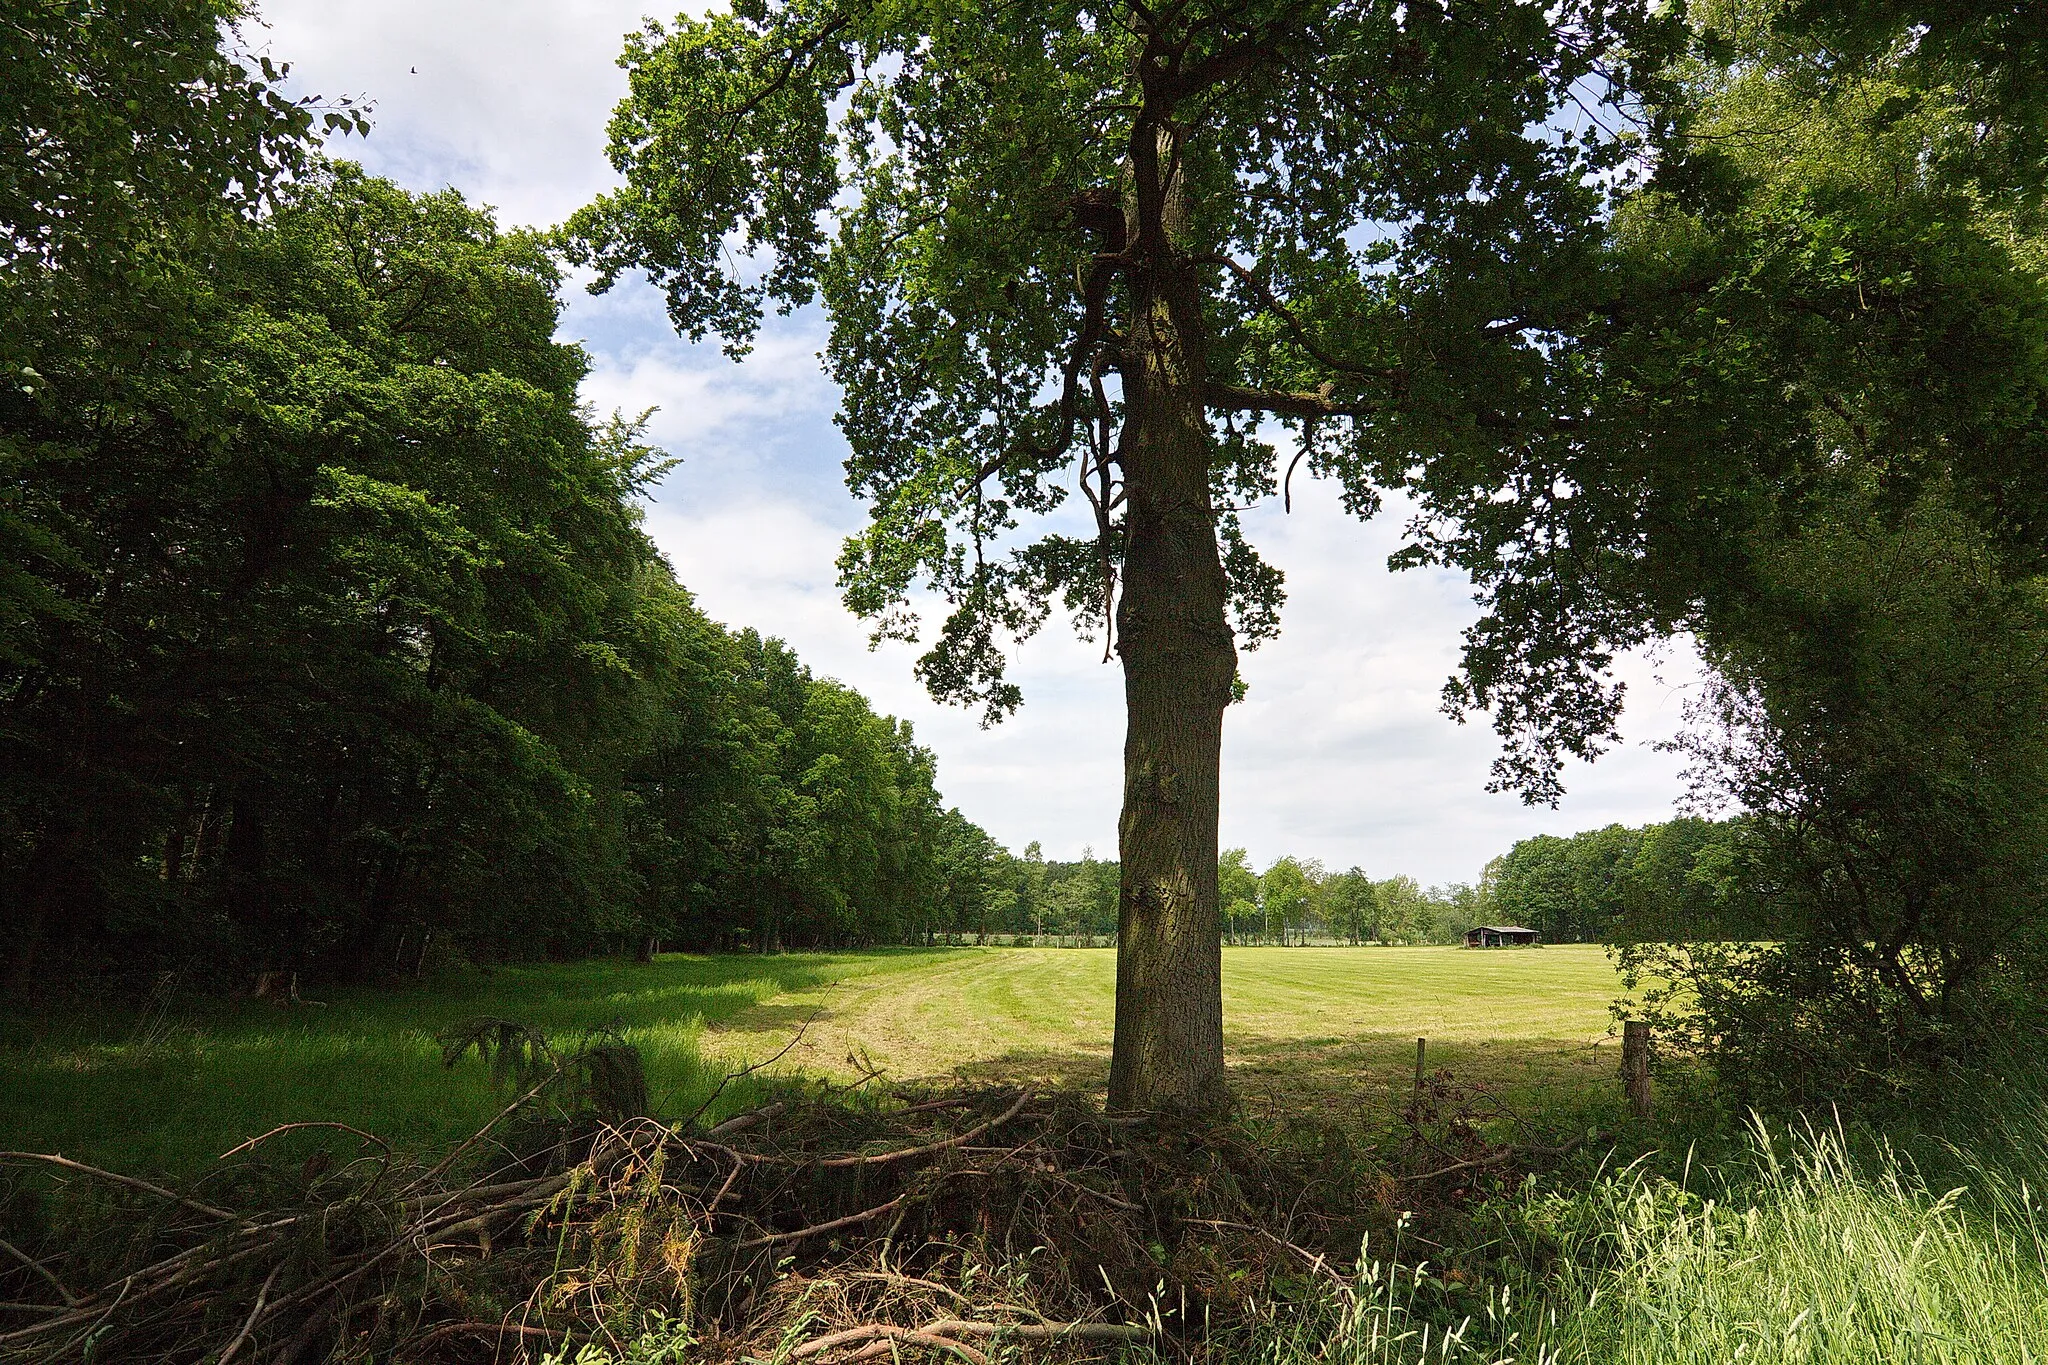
[255,0,1704,885]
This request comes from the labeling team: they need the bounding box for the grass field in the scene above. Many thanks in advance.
[703,944,1635,1125]
[0,945,1633,1176]
[12,947,2048,1364]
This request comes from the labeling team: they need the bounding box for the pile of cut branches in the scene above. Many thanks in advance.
[0,1031,1602,1364]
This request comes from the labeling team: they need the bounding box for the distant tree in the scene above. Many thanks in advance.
[572,0,1675,1111]
[1009,841,1050,939]
[1370,877,1432,945]
[1217,848,1260,945]
[1321,868,1382,944]
[1489,818,1754,946]
[1258,857,1320,946]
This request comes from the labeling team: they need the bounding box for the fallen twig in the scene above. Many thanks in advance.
[0,1239,76,1309]
[928,1320,1153,1343]
[819,1091,1030,1168]
[215,1263,281,1365]
[703,1100,790,1140]
[740,1196,908,1249]
[792,1318,1151,1362]
[1397,1133,1602,1183]
[791,1323,990,1365]
[219,1122,393,1162]
[1182,1218,1343,1283]
[0,1153,234,1222]
[682,1011,822,1132]
[403,1319,567,1355]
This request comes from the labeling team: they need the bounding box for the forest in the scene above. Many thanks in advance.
[0,139,1012,982]
[4,0,2048,1362]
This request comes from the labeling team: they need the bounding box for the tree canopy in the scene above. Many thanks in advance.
[0,7,995,992]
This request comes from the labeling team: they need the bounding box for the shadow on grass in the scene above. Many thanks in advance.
[920,1029,1630,1134]
[0,953,891,1177]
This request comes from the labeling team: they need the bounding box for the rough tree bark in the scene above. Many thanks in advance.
[1106,115,1235,1115]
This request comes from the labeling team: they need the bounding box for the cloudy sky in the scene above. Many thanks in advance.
[253,1,1704,885]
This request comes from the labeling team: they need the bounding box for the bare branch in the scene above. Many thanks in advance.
[215,1263,281,1365]
[738,1194,907,1248]
[0,1237,77,1308]
[818,1090,1030,1168]
[680,1009,822,1132]
[0,1153,234,1223]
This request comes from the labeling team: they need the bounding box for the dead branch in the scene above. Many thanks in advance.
[683,1011,822,1132]
[0,1240,75,1309]
[218,1122,392,1161]
[740,1195,909,1249]
[705,1099,791,1139]
[819,1091,1030,1168]
[6,1078,1446,1365]
[1181,1218,1343,1283]
[792,1323,991,1365]
[215,1264,280,1365]
[403,1319,566,1354]
[927,1320,1154,1344]
[1397,1133,1601,1183]
[0,1152,234,1222]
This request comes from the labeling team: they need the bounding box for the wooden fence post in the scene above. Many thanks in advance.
[1413,1037,1427,1101]
[1622,1020,1652,1121]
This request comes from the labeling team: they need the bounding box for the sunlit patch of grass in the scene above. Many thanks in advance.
[703,944,1641,1130]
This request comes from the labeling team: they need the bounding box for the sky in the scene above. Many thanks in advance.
[252,0,1705,886]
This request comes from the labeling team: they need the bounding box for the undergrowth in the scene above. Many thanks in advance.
[1222,1105,2048,1365]
[7,1009,2047,1365]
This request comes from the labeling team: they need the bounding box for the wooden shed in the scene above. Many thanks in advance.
[1464,924,1539,948]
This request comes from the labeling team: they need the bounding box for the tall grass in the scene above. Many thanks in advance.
[1252,1106,2048,1365]
[1532,1123,2048,1362]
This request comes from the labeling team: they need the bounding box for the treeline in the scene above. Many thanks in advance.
[1213,819,1755,947]
[0,18,995,990]
[935,818,1753,949]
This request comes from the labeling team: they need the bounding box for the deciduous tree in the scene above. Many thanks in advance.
[571,0,1672,1110]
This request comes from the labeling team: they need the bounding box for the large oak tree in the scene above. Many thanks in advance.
[571,0,1670,1110]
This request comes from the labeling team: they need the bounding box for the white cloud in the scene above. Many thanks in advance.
[254,0,1706,886]
[256,0,669,229]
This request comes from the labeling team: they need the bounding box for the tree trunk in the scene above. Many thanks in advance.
[1106,121,1235,1115]
[5,825,78,999]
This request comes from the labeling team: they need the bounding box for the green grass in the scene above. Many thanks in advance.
[1,944,1630,1177]
[703,944,1635,1126]
[1256,1114,2048,1365]
[0,950,955,1176]
[11,945,2046,1364]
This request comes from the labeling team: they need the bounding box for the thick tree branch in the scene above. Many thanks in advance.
[1203,381,1379,420]
[965,253,1122,492]
[1197,254,1401,384]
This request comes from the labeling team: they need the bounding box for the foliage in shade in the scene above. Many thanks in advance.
[0,15,996,990]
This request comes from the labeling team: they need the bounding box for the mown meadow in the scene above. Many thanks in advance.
[0,946,1629,1177]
